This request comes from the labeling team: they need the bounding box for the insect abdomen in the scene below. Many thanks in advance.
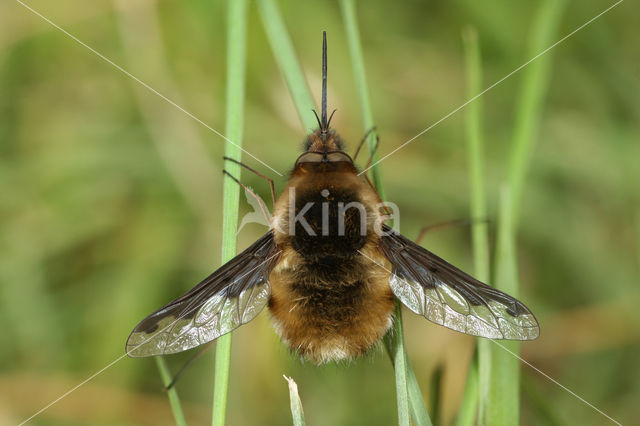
[268,246,394,363]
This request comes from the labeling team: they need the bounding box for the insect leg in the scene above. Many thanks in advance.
[223,156,276,206]
[223,169,272,224]
[352,126,377,162]
[165,341,215,390]
[358,135,393,217]
[362,134,380,171]
[415,218,491,245]
[363,173,392,217]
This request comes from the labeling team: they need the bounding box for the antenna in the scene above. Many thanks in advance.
[321,31,328,131]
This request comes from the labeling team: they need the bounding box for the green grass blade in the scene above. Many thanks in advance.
[487,186,520,425]
[284,376,306,426]
[404,361,433,426]
[506,0,568,223]
[461,29,489,283]
[487,1,567,424]
[212,1,249,425]
[455,351,479,426]
[428,364,443,425]
[460,26,489,426]
[256,0,317,132]
[339,0,384,194]
[383,304,411,426]
[384,326,433,426]
[341,1,431,424]
[155,357,188,426]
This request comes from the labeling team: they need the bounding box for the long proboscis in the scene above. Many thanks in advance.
[321,30,327,131]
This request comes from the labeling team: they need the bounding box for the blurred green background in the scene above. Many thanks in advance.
[1,0,638,425]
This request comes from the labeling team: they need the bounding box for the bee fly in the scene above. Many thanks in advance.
[127,32,539,364]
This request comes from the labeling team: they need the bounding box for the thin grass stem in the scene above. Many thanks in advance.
[383,304,411,426]
[506,0,568,224]
[460,26,490,426]
[256,0,317,132]
[212,1,249,425]
[155,357,188,426]
[339,0,384,194]
[455,351,479,426]
[488,186,520,424]
[428,364,443,425]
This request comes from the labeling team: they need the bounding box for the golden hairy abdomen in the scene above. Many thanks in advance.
[268,243,394,364]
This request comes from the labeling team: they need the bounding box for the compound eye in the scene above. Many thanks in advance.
[326,152,353,163]
[295,152,323,165]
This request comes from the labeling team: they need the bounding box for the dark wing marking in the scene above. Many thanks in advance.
[126,231,280,357]
[379,225,539,340]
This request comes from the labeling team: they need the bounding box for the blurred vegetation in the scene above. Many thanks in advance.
[1,0,638,425]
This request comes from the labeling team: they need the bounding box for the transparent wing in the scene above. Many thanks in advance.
[126,231,280,357]
[379,225,539,340]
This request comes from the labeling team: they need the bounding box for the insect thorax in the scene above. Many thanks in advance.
[287,184,369,262]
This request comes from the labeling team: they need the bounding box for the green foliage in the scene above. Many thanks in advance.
[487,1,567,424]
[457,26,486,426]
[459,1,568,424]
[257,0,317,132]
[155,357,188,426]
[3,1,636,425]
[212,1,249,425]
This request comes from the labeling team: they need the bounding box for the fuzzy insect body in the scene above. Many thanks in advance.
[268,147,394,362]
[126,31,539,364]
